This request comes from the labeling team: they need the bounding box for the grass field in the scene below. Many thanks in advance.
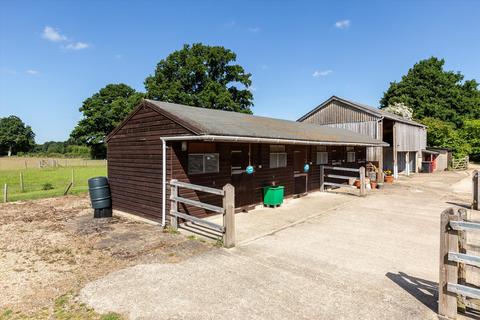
[0,165,107,202]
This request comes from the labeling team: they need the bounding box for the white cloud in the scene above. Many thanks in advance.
[42,26,67,42]
[26,69,39,75]
[224,20,236,28]
[65,42,89,50]
[334,20,350,29]
[312,70,332,78]
[248,27,260,33]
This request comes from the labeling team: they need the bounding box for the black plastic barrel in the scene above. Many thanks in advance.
[88,177,112,218]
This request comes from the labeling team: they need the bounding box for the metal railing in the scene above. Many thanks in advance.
[169,179,235,248]
[320,165,366,197]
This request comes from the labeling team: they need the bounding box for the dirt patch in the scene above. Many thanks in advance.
[0,195,213,317]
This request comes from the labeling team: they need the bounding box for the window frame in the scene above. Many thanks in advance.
[316,151,329,165]
[269,152,287,168]
[188,153,220,174]
[347,151,356,163]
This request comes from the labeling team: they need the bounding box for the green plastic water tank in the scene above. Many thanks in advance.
[263,186,284,206]
[88,177,112,209]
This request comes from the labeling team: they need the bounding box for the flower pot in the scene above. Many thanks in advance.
[353,179,361,188]
[384,175,394,183]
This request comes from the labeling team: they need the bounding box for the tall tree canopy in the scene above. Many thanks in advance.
[70,83,144,145]
[145,43,253,114]
[380,57,480,126]
[0,116,35,156]
[381,57,480,159]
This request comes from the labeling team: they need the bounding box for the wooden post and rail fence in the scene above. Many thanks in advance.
[169,179,235,248]
[320,165,366,197]
[439,207,480,319]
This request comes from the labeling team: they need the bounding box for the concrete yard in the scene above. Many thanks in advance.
[80,168,478,319]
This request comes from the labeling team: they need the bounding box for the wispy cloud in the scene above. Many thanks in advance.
[42,26,90,51]
[312,70,332,78]
[26,69,39,75]
[65,42,89,50]
[335,20,350,29]
[224,20,236,28]
[248,27,260,33]
[42,26,67,42]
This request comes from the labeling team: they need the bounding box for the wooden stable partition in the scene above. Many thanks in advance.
[474,170,479,211]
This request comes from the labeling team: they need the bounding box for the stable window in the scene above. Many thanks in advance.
[347,152,356,163]
[269,145,287,168]
[270,153,287,168]
[188,153,219,174]
[316,152,328,164]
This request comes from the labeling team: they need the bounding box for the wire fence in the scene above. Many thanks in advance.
[1,165,107,202]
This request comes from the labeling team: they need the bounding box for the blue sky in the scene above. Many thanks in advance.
[1,0,479,143]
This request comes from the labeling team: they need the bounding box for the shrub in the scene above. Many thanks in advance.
[42,183,54,190]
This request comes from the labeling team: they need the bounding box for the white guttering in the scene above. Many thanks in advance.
[160,134,387,226]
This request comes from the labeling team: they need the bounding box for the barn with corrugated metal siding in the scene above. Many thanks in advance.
[297,96,427,180]
[106,99,387,224]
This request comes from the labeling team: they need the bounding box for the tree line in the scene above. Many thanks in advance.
[1,44,479,161]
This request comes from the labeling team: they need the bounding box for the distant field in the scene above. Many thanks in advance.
[0,162,107,202]
[0,156,106,171]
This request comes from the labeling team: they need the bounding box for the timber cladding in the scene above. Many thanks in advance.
[107,100,371,221]
[107,103,193,220]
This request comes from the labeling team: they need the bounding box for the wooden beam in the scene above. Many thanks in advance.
[170,195,224,214]
[323,166,360,172]
[359,166,366,197]
[169,179,224,196]
[222,184,235,248]
[170,183,178,228]
[438,208,459,319]
[473,170,479,211]
[170,210,224,233]
[319,165,324,192]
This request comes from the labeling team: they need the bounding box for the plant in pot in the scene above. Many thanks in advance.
[384,170,394,183]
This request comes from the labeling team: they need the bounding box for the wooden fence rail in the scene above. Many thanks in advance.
[452,156,469,171]
[320,166,366,197]
[439,208,480,319]
[169,179,236,248]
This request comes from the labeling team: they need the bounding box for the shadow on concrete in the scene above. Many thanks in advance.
[386,271,438,313]
[447,201,472,210]
[179,222,222,241]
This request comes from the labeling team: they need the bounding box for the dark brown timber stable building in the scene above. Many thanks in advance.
[106,99,387,225]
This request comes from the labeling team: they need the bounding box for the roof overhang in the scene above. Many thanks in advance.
[160,134,389,147]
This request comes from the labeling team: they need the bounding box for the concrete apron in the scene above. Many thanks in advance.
[184,190,360,246]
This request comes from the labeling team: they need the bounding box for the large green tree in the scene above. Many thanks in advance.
[145,43,254,113]
[70,83,144,146]
[380,57,480,126]
[0,116,35,156]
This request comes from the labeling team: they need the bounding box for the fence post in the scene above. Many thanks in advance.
[71,168,74,186]
[3,184,7,203]
[473,170,479,211]
[359,166,366,197]
[438,208,459,319]
[223,183,235,248]
[457,209,468,313]
[319,165,324,192]
[170,180,178,229]
[20,172,24,193]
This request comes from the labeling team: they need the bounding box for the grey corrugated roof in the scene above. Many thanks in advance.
[145,99,388,146]
[298,95,426,128]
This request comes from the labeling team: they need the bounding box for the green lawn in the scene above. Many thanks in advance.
[0,166,107,202]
